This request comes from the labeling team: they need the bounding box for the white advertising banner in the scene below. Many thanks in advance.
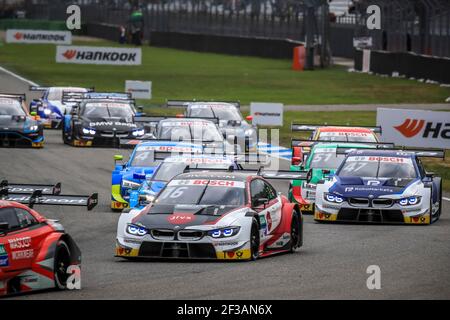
[250,103,284,126]
[6,29,72,44]
[125,80,152,99]
[377,108,450,149]
[56,46,142,65]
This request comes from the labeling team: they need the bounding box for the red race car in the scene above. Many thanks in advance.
[0,180,97,297]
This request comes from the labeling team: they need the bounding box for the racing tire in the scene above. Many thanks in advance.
[54,240,71,290]
[289,211,301,253]
[250,218,260,261]
[431,178,443,224]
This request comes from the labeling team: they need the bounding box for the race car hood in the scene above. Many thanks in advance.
[219,120,254,136]
[133,204,240,229]
[0,115,38,132]
[82,118,138,131]
[122,167,157,183]
[329,176,417,198]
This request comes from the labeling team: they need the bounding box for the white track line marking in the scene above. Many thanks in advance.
[0,65,40,86]
[443,197,450,202]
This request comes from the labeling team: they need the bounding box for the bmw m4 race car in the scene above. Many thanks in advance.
[0,94,44,148]
[111,141,206,211]
[29,86,92,129]
[116,169,306,261]
[289,141,395,213]
[168,100,258,151]
[130,117,244,155]
[127,153,270,210]
[0,180,97,297]
[315,148,444,224]
[291,123,382,156]
[62,100,146,147]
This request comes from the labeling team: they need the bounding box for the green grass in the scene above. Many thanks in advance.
[0,39,449,105]
[0,39,448,190]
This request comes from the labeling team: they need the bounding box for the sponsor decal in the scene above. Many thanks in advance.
[11,249,34,260]
[167,213,196,224]
[169,179,245,188]
[214,241,239,247]
[8,237,31,250]
[394,118,450,140]
[56,46,142,65]
[161,121,212,127]
[6,29,72,44]
[321,131,370,137]
[88,121,137,128]
[0,244,9,267]
[394,119,425,138]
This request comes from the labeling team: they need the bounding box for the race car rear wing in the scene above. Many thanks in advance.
[133,116,220,126]
[291,139,395,149]
[119,138,217,149]
[0,180,61,195]
[83,92,132,100]
[183,167,308,180]
[291,123,382,134]
[0,93,26,102]
[0,184,98,211]
[166,100,241,109]
[29,86,50,92]
[336,147,446,159]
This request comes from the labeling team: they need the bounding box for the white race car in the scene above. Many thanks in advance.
[115,169,306,260]
[314,148,444,224]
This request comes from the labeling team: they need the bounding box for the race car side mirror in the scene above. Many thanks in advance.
[253,198,269,208]
[246,115,253,122]
[114,155,124,163]
[176,114,185,118]
[0,222,9,233]
[30,111,37,116]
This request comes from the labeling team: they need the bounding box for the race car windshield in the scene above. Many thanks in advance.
[153,162,188,182]
[338,156,417,179]
[319,132,377,143]
[189,106,242,121]
[158,123,223,141]
[83,103,134,121]
[156,180,245,206]
[0,100,26,116]
[130,150,160,167]
[153,161,232,182]
[310,152,346,169]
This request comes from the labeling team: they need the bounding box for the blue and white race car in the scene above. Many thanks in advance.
[314,148,444,224]
[111,141,205,211]
[29,86,92,129]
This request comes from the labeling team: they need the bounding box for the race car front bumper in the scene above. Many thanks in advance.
[290,185,315,214]
[0,131,44,148]
[314,202,431,224]
[115,237,251,260]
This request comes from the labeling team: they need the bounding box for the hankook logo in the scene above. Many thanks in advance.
[394,119,450,139]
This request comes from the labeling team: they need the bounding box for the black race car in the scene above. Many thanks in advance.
[0,94,44,148]
[62,100,146,147]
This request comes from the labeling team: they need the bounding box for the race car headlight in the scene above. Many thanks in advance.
[82,128,96,135]
[126,224,148,236]
[325,193,345,203]
[398,196,421,206]
[208,227,240,238]
[122,179,141,190]
[132,129,145,137]
[43,108,52,116]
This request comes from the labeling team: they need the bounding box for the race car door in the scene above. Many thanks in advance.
[250,179,282,244]
[0,207,51,272]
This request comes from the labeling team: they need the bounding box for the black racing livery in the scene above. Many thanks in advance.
[62,99,146,147]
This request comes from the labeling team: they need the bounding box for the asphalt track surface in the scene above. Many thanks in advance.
[1,69,450,300]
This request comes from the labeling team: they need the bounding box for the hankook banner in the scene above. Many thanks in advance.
[56,46,142,65]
